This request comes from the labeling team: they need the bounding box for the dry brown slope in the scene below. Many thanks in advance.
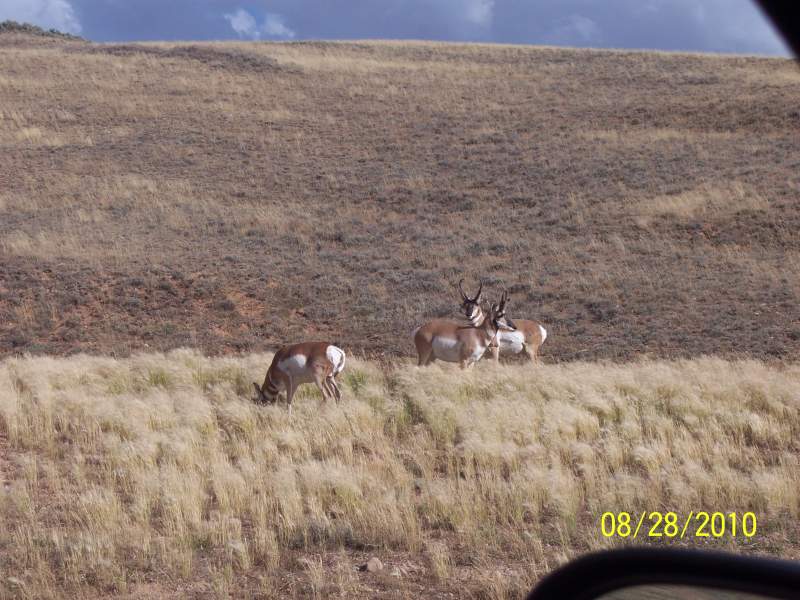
[1,34,799,360]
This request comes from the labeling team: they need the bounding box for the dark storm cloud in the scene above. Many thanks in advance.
[0,0,790,55]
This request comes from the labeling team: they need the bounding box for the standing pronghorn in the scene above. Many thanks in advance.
[486,292,547,364]
[414,286,516,368]
[252,342,345,413]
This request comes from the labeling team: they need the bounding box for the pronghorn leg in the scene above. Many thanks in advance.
[327,375,340,398]
[418,348,433,366]
[327,376,342,402]
[285,375,296,414]
[312,365,331,403]
[315,378,329,403]
[523,343,540,365]
[320,377,332,401]
[490,345,500,362]
[322,377,336,402]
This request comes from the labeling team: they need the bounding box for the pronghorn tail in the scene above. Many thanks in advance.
[327,343,346,376]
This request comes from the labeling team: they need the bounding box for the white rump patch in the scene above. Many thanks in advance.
[497,330,525,354]
[327,345,346,375]
[539,324,548,343]
[277,353,307,376]
[432,336,461,363]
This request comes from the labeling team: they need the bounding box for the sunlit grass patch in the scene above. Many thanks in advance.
[0,351,798,598]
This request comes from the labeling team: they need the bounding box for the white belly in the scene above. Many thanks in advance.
[497,330,526,354]
[277,354,313,382]
[432,336,462,363]
[326,345,346,376]
[467,344,487,364]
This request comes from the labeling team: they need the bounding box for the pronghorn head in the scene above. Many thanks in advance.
[252,381,279,404]
[458,278,484,325]
[491,289,517,332]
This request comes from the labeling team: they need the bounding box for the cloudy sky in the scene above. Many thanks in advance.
[0,0,791,55]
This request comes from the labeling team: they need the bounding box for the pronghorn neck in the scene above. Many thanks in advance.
[262,369,281,400]
[479,312,500,343]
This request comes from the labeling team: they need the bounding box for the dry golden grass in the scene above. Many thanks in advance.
[1,351,798,598]
[632,182,771,225]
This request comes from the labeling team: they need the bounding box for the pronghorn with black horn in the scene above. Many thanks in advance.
[252,342,345,413]
[414,284,516,368]
[486,291,548,364]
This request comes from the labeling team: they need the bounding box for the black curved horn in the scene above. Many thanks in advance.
[458,278,468,301]
[473,279,483,302]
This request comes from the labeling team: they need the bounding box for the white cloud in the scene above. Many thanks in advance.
[689,0,787,55]
[224,8,259,39]
[224,7,296,40]
[567,15,600,42]
[0,0,81,34]
[545,14,601,45]
[463,0,494,28]
[263,13,296,39]
[634,0,787,55]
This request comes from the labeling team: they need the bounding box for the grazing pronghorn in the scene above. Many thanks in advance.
[414,292,516,368]
[487,293,547,364]
[252,342,345,413]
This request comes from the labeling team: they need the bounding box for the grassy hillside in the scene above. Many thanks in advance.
[1,33,799,360]
[1,352,798,598]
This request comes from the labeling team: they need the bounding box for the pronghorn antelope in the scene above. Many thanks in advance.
[252,342,345,413]
[414,290,516,368]
[486,292,547,364]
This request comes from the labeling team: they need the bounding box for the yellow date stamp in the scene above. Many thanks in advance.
[600,511,757,539]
